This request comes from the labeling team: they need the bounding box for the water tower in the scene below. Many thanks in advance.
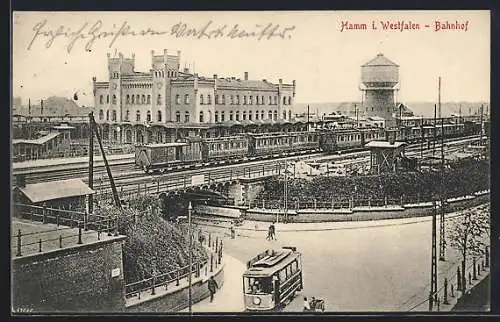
[360,53,399,128]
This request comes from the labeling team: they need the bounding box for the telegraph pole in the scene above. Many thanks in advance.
[480,104,484,147]
[438,77,441,118]
[433,104,437,156]
[284,159,288,224]
[430,200,438,311]
[188,201,193,314]
[88,112,94,213]
[439,117,446,261]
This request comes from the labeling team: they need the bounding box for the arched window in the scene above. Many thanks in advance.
[248,111,252,121]
[157,94,162,105]
[112,110,117,121]
[261,110,265,119]
[157,111,162,122]
[222,95,226,104]
[273,110,278,120]
[230,95,234,105]
[136,95,140,104]
[243,111,247,120]
[99,109,104,120]
[215,95,219,104]
[283,111,287,119]
[229,111,234,121]
[161,70,164,77]
[112,94,117,105]
[99,95,104,104]
[125,110,130,121]
[221,111,225,122]
[142,95,146,104]
[255,111,259,120]
[126,95,130,104]
[136,110,141,122]
[262,96,265,105]
[176,111,181,122]
[268,96,272,105]
[106,110,109,121]
[215,111,219,123]
[147,111,151,122]
[107,95,110,104]
[288,110,292,120]
[237,95,240,105]
[200,94,204,105]
[147,95,151,104]
[268,111,272,119]
[243,96,247,105]
[176,94,180,105]
[199,111,204,123]
[132,95,135,104]
[207,94,212,104]
[185,111,190,123]
[283,96,286,105]
[236,111,240,121]
[184,94,189,104]
[113,130,118,141]
[256,96,259,105]
[249,96,253,105]
[288,97,292,105]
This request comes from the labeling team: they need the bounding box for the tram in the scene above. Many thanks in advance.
[243,247,303,311]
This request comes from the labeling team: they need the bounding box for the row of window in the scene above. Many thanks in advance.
[98,108,293,123]
[99,93,293,107]
[153,70,178,78]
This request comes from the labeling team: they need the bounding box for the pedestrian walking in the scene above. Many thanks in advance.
[208,276,219,303]
[303,297,311,312]
[266,224,273,241]
[270,223,276,240]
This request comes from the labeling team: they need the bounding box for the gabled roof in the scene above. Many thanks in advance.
[16,179,95,203]
[362,53,399,67]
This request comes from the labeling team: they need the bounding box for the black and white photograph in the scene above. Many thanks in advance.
[11,10,490,314]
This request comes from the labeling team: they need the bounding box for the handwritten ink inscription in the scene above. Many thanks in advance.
[27,20,296,53]
[13,307,34,313]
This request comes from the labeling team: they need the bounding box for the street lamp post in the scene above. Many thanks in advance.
[187,201,193,314]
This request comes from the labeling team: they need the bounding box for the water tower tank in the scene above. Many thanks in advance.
[360,54,400,128]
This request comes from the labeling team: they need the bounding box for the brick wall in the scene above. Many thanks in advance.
[12,238,126,313]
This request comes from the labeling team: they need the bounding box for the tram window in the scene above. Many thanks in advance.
[279,269,287,281]
[287,265,293,278]
[291,261,298,273]
[244,277,273,294]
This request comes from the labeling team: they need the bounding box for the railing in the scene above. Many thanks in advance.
[11,203,124,257]
[407,246,490,312]
[124,230,224,301]
[250,190,489,212]
[12,144,135,162]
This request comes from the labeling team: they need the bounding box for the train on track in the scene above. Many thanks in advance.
[135,122,473,173]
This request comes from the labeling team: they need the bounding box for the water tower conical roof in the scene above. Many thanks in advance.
[362,53,399,67]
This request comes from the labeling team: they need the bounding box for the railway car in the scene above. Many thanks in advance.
[135,142,190,173]
[336,129,363,150]
[243,247,303,311]
[289,131,321,152]
[360,127,385,145]
[247,132,294,156]
[201,136,248,161]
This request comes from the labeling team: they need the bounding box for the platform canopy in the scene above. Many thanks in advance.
[16,179,95,203]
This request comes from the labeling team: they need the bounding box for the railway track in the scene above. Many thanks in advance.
[15,135,481,186]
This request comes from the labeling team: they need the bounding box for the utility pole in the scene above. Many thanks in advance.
[433,104,437,156]
[188,201,193,314]
[88,113,94,213]
[439,117,446,261]
[420,115,424,158]
[438,77,441,118]
[284,159,288,224]
[307,105,310,131]
[430,200,438,311]
[480,104,484,147]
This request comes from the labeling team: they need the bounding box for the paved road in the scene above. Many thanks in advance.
[210,214,488,312]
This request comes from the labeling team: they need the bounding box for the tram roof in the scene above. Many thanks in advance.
[243,249,300,277]
[139,142,188,148]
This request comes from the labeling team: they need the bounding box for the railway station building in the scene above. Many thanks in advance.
[92,49,297,144]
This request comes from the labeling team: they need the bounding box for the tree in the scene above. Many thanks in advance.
[446,204,490,291]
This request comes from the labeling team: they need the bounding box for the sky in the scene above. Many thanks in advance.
[12,10,490,107]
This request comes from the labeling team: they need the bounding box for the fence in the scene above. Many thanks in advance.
[13,144,135,162]
[250,190,489,212]
[407,246,490,312]
[12,203,123,257]
[124,230,223,301]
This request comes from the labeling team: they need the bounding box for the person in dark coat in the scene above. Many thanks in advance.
[208,276,219,302]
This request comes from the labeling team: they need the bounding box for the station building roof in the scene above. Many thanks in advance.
[12,132,60,145]
[16,179,95,203]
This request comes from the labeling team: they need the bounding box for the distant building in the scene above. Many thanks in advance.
[92,50,296,144]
